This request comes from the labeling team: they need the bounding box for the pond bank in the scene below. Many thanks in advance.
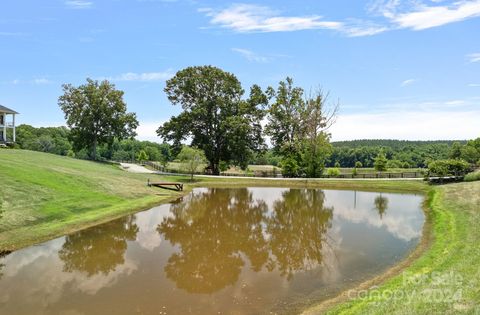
[304,181,480,314]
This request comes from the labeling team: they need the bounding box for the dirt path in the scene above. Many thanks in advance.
[119,163,156,174]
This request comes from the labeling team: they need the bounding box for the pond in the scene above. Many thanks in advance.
[0,188,424,315]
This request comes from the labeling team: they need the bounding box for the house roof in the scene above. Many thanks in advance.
[0,105,19,114]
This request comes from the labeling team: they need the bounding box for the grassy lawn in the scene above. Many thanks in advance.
[303,180,480,314]
[0,150,184,250]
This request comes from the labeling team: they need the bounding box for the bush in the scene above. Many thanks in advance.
[219,160,229,173]
[464,171,480,182]
[386,159,404,169]
[327,168,341,177]
[281,157,300,178]
[427,159,471,176]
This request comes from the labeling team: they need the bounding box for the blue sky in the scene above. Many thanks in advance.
[1,0,479,141]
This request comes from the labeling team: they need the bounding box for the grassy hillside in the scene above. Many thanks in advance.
[0,150,183,250]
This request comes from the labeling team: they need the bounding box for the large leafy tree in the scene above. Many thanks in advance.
[265,77,304,157]
[157,66,267,175]
[266,78,338,177]
[58,79,139,160]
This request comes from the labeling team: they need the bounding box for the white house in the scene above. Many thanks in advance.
[0,105,18,143]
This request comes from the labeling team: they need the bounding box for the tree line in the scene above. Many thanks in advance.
[12,65,480,178]
[327,140,467,168]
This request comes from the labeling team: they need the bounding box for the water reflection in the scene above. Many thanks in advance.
[0,251,10,280]
[158,188,269,293]
[374,195,389,219]
[267,189,333,279]
[59,216,138,276]
[0,188,425,315]
[158,188,333,292]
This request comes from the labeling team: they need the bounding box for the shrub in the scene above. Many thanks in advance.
[464,171,480,182]
[219,161,229,173]
[355,161,363,168]
[386,159,404,169]
[327,168,341,177]
[281,157,300,178]
[427,159,471,176]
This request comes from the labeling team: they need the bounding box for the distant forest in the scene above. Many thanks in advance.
[326,139,467,168]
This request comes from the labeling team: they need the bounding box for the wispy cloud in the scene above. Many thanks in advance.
[33,78,53,85]
[200,4,387,37]
[467,52,480,62]
[232,48,269,63]
[400,78,416,87]
[201,1,480,37]
[200,4,343,33]
[390,0,480,30]
[468,83,480,87]
[0,31,27,36]
[65,1,93,9]
[106,71,173,82]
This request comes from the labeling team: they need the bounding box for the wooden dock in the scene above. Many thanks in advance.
[147,179,184,191]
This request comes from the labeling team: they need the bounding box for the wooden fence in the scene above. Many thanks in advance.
[114,159,429,179]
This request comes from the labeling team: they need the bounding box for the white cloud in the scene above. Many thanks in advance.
[468,83,480,87]
[330,109,480,141]
[391,0,480,30]
[65,1,93,9]
[201,4,344,33]
[400,78,416,87]
[33,78,52,85]
[201,1,480,36]
[107,71,173,82]
[136,121,164,142]
[468,52,480,62]
[232,48,269,63]
[201,4,388,36]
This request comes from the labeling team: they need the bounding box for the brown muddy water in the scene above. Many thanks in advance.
[0,188,424,315]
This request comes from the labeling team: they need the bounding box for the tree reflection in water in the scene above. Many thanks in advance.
[158,188,333,293]
[58,216,138,276]
[374,195,389,219]
[158,188,269,293]
[267,189,333,279]
[0,251,11,280]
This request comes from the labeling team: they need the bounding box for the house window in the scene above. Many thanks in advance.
[0,115,4,125]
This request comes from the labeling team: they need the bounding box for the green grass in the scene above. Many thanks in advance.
[464,170,480,182]
[0,150,183,250]
[303,180,480,315]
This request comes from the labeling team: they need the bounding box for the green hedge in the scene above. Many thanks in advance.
[427,159,471,176]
